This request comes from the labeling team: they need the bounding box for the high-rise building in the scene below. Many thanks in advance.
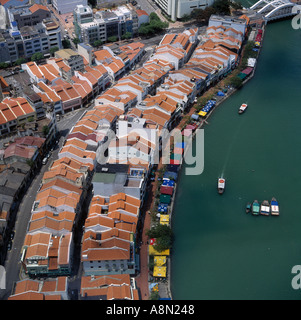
[74,5,136,45]
[0,19,62,64]
[154,0,215,21]
[7,4,51,29]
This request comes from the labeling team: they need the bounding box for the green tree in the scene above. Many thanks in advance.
[154,234,172,252]
[0,62,9,69]
[146,224,173,252]
[42,125,50,137]
[149,12,160,22]
[14,57,26,66]
[180,14,191,22]
[31,52,44,62]
[62,39,71,49]
[72,37,80,46]
[93,39,103,47]
[148,255,155,270]
[138,25,149,36]
[147,224,172,239]
[149,291,160,300]
[191,6,215,24]
[50,46,59,55]
[138,14,168,36]
[230,76,243,89]
[212,0,231,15]
[107,36,118,43]
[121,31,132,40]
[243,41,257,58]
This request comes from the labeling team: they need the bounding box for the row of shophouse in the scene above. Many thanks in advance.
[0,97,58,262]
[8,14,249,300]
[21,43,145,115]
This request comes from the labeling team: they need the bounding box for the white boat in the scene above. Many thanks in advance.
[260,200,270,216]
[238,103,248,114]
[270,197,279,216]
[218,178,225,194]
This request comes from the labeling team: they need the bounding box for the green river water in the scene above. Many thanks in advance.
[171,7,301,299]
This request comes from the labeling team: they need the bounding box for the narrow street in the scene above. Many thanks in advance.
[0,144,61,300]
[0,107,87,300]
[135,162,165,299]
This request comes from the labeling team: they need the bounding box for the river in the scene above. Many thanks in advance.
[171,7,301,299]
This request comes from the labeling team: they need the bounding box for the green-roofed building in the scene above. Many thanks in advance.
[160,194,171,204]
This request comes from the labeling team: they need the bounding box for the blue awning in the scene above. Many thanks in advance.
[162,179,175,187]
[163,171,178,181]
[158,203,168,212]
[175,142,186,149]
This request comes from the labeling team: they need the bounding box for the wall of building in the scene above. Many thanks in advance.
[83,258,135,276]
[53,0,88,14]
[155,0,214,21]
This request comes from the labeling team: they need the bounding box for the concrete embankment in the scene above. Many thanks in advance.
[166,23,265,300]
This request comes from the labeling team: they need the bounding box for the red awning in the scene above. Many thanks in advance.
[241,67,253,75]
[160,186,174,196]
[170,159,181,165]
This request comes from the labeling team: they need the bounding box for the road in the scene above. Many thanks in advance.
[0,150,59,299]
[134,0,158,15]
[47,4,77,50]
[0,18,198,298]
[0,107,89,300]
[56,106,89,135]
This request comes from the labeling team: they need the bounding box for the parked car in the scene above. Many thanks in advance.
[10,231,15,240]
[7,241,12,251]
[42,153,50,165]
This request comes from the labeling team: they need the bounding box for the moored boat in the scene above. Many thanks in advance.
[246,202,251,213]
[260,200,270,216]
[270,197,279,216]
[238,103,248,114]
[218,178,225,194]
[252,200,260,215]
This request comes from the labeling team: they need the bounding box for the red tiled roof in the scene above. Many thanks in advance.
[4,143,37,160]
[29,3,49,13]
[136,9,148,17]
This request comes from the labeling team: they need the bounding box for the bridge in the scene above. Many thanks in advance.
[250,0,300,21]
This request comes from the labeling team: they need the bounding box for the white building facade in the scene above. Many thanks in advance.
[53,0,88,14]
[155,0,214,21]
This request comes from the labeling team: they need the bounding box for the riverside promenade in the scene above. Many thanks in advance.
[135,15,265,300]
